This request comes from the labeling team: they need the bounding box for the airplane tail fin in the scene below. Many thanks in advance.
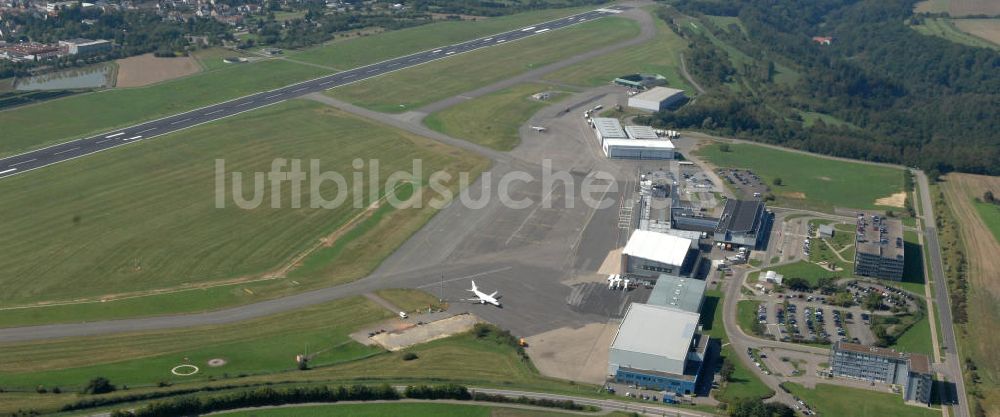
[469,280,478,292]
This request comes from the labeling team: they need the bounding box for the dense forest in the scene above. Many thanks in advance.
[648,0,1000,177]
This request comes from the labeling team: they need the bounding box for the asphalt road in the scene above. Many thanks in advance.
[915,169,970,417]
[0,6,628,179]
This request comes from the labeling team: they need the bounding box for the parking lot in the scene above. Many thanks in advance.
[717,168,769,199]
[758,297,877,345]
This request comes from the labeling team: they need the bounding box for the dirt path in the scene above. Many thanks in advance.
[678,52,705,95]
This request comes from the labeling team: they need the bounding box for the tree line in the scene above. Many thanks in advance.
[650,0,1000,177]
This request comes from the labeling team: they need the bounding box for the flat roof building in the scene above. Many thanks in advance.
[853,214,904,281]
[819,224,835,238]
[622,229,696,279]
[591,117,627,144]
[646,274,706,313]
[59,38,110,55]
[628,87,686,112]
[714,199,770,249]
[608,303,709,394]
[830,341,933,404]
[602,138,675,160]
[625,125,659,140]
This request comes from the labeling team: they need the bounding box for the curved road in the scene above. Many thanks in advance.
[0,6,628,179]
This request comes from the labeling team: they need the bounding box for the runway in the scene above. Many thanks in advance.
[0,6,627,180]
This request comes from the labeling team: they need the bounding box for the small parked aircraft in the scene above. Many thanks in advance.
[530,126,547,132]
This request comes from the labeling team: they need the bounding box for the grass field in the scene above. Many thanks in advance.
[191,47,257,71]
[217,403,634,417]
[0,315,609,415]
[696,142,906,213]
[327,17,640,113]
[0,100,486,308]
[288,6,600,71]
[783,383,939,417]
[0,59,328,157]
[701,291,775,402]
[764,261,841,287]
[543,7,692,91]
[911,18,1000,50]
[892,308,933,356]
[424,83,568,150]
[972,199,1000,244]
[736,300,763,337]
[0,296,391,390]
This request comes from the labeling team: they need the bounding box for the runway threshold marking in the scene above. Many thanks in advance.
[535,28,550,33]
[104,132,125,139]
[445,51,455,55]
[522,26,536,31]
[0,168,17,175]
[122,135,143,141]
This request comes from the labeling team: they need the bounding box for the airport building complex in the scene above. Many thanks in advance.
[621,230,696,279]
[627,87,686,112]
[829,342,933,404]
[646,274,706,313]
[608,303,709,394]
[590,117,675,160]
[713,199,770,249]
[853,214,904,281]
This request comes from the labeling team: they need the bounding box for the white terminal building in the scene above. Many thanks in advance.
[590,117,675,160]
[621,229,695,279]
[628,86,686,112]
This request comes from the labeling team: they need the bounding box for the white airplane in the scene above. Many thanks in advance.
[530,126,547,132]
[608,274,623,290]
[468,280,501,307]
[622,278,630,291]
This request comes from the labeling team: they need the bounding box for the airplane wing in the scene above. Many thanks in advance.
[489,291,499,298]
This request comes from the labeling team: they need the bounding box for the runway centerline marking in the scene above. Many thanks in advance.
[9,158,36,167]
[53,147,79,156]
[205,109,223,115]
[170,118,192,125]
[416,266,513,289]
[104,132,125,139]
[265,93,282,99]
[136,127,156,134]
[122,135,143,141]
